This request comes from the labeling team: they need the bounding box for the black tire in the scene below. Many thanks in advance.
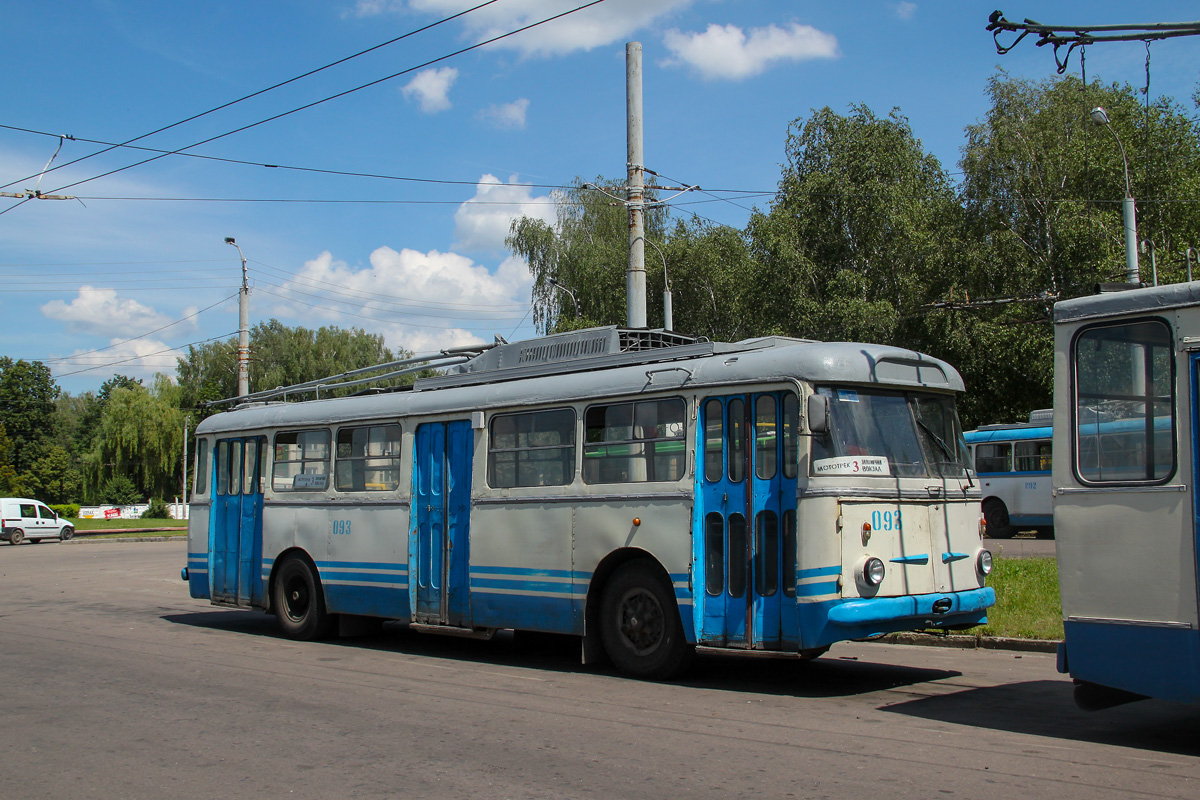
[29,537,41,544]
[272,556,334,640]
[982,499,1016,539]
[600,560,693,679]
[9,529,24,546]
[60,527,74,542]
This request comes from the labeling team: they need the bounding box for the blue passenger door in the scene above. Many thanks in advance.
[412,420,473,626]
[694,393,799,649]
[210,437,265,606]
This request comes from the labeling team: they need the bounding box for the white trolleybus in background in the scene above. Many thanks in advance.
[964,410,1054,539]
[182,326,995,678]
[1054,282,1200,707]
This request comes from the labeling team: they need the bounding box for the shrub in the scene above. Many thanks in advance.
[140,498,173,519]
[50,503,80,518]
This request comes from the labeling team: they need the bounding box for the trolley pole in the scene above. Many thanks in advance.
[626,42,647,328]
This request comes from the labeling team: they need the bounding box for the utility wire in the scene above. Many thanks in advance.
[0,123,568,191]
[53,332,240,377]
[0,0,502,193]
[1,0,609,216]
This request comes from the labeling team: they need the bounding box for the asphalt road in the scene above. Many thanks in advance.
[2,540,1197,800]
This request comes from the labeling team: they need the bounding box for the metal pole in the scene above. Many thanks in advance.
[181,415,189,508]
[626,42,647,328]
[226,237,250,397]
[1122,196,1139,284]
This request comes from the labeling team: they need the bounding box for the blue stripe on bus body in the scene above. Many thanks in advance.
[796,581,839,598]
[797,565,841,579]
[471,577,585,596]
[470,565,579,580]
[323,583,409,619]
[1062,620,1200,705]
[471,590,580,634]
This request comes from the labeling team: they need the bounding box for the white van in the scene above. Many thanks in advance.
[0,498,75,544]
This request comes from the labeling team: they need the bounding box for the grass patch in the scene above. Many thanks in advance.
[976,557,1063,640]
[82,529,187,539]
[70,517,187,531]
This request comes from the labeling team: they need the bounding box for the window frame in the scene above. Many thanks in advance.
[1071,317,1177,486]
[334,423,403,492]
[272,429,332,492]
[487,408,577,489]
[581,397,687,485]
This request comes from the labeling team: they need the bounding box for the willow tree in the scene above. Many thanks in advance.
[506,178,670,334]
[85,376,183,503]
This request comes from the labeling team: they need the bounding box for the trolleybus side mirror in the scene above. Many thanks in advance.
[807,393,829,434]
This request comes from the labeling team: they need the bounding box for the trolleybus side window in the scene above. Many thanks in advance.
[755,395,777,480]
[583,398,686,484]
[216,440,229,495]
[1073,319,1175,484]
[273,429,331,491]
[703,398,723,482]
[1014,440,1051,472]
[782,391,799,479]
[975,443,1011,473]
[335,424,402,491]
[488,409,576,488]
[194,438,209,496]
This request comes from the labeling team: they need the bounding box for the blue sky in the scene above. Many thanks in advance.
[3,1,1199,395]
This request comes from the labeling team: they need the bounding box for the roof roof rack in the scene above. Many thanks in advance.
[203,343,493,408]
[204,327,707,409]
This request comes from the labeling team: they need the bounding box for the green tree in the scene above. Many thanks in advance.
[0,357,60,473]
[29,444,81,505]
[85,375,183,503]
[955,72,1200,425]
[507,178,669,334]
[746,104,965,346]
[177,321,409,412]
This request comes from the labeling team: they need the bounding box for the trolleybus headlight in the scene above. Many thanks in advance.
[977,550,994,576]
[863,557,886,586]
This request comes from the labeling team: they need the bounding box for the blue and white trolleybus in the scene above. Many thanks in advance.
[183,326,995,678]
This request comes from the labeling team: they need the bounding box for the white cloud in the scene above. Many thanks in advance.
[408,0,692,58]
[895,2,917,21]
[402,67,459,113]
[662,22,839,80]
[479,98,531,130]
[348,0,404,17]
[40,286,189,337]
[453,173,556,253]
[265,246,534,356]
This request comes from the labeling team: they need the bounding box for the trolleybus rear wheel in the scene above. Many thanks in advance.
[600,560,693,680]
[273,556,334,640]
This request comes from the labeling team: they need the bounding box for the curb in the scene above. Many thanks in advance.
[873,631,1059,653]
[64,536,185,544]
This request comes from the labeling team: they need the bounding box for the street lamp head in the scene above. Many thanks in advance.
[1090,107,1111,126]
[224,236,236,245]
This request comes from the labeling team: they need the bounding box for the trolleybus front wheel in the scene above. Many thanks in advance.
[273,556,334,640]
[600,560,693,680]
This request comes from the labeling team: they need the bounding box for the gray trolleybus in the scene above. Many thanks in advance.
[183,326,995,678]
[1054,283,1200,706]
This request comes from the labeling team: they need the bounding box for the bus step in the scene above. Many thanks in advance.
[409,623,497,640]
